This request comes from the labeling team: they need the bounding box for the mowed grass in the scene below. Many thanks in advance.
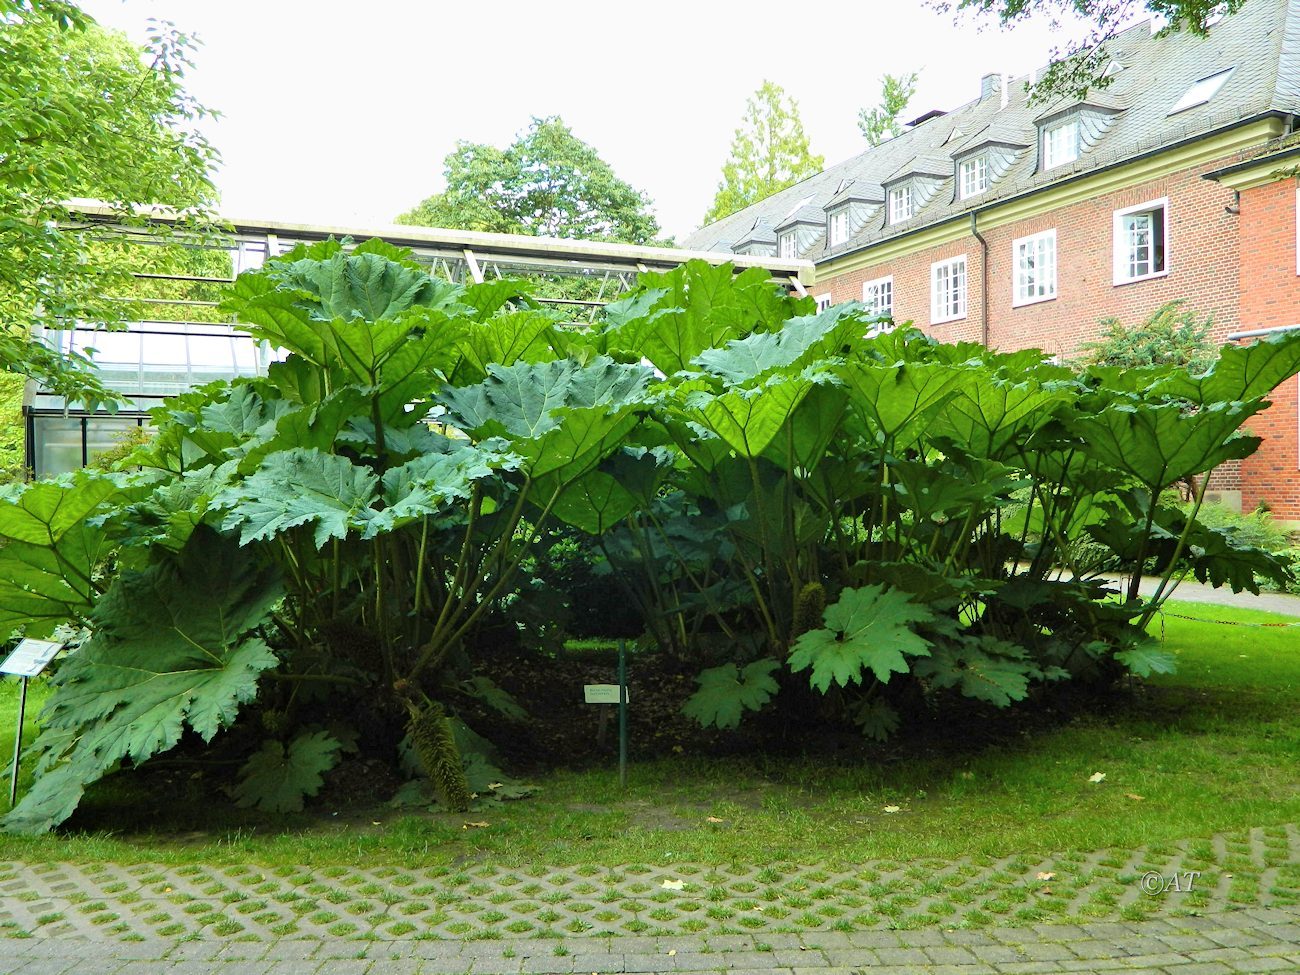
[0,599,1297,869]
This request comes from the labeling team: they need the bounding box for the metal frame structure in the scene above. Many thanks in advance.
[24,204,813,478]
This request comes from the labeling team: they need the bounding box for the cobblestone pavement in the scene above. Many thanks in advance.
[2,908,1300,974]
[4,825,1298,943]
[3,821,1300,973]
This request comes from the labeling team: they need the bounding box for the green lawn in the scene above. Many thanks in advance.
[1,600,1297,870]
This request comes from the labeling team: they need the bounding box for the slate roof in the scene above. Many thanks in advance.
[827,178,884,206]
[685,0,1300,261]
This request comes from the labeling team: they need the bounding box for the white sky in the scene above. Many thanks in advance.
[79,0,1099,241]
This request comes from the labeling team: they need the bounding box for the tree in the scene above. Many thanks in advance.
[702,81,825,225]
[396,116,662,245]
[0,1,219,411]
[933,0,1247,101]
[1081,300,1217,372]
[858,72,920,147]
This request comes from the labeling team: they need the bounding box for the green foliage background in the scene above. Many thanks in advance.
[397,116,662,245]
[703,81,824,225]
[0,0,218,410]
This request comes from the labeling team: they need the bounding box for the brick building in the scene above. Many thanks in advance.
[685,0,1300,521]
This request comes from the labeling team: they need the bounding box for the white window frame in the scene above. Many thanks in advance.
[930,256,967,324]
[1012,229,1058,307]
[815,293,833,312]
[778,231,798,259]
[862,275,894,319]
[888,184,914,224]
[959,156,989,199]
[827,208,850,246]
[1112,198,1169,285]
[1042,120,1079,170]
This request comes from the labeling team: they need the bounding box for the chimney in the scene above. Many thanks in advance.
[1001,72,1010,109]
[980,73,1002,100]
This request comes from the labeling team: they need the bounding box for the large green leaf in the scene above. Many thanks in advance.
[788,585,934,692]
[440,357,651,480]
[913,637,1040,707]
[682,659,780,730]
[1114,639,1178,678]
[759,383,850,475]
[239,389,369,470]
[692,304,871,384]
[440,356,649,439]
[1073,402,1261,492]
[222,276,329,365]
[269,246,456,322]
[200,383,292,441]
[836,361,969,449]
[549,470,641,535]
[931,379,1066,459]
[888,459,1025,522]
[0,522,110,638]
[1154,329,1300,405]
[362,441,516,537]
[1183,520,1293,593]
[2,532,283,835]
[233,731,344,813]
[114,462,237,554]
[217,448,379,548]
[0,472,121,545]
[681,369,825,458]
[600,262,801,374]
[449,310,563,386]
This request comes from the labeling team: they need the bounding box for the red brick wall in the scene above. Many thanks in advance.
[1237,178,1300,521]
[814,151,1300,517]
[820,157,1243,354]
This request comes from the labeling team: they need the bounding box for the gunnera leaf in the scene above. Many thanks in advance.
[1114,639,1178,678]
[852,698,901,742]
[2,530,283,835]
[788,585,934,693]
[912,637,1039,707]
[233,731,344,813]
[682,658,780,730]
[217,447,379,548]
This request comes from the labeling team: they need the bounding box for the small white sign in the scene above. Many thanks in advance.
[0,639,63,679]
[584,684,629,705]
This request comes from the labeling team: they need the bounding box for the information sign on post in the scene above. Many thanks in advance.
[582,640,630,789]
[1,639,62,679]
[3,639,63,807]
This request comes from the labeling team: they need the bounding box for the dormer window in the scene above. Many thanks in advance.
[778,231,799,259]
[888,185,914,224]
[828,208,850,247]
[1043,120,1080,169]
[959,156,989,200]
[1170,68,1233,115]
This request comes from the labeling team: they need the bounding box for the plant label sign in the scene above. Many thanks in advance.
[584,684,629,705]
[0,639,62,679]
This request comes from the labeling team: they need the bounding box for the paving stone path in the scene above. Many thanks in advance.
[3,908,1300,973]
[3,821,1300,973]
[5,825,1299,943]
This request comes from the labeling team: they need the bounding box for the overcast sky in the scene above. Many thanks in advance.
[80,0,1100,241]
